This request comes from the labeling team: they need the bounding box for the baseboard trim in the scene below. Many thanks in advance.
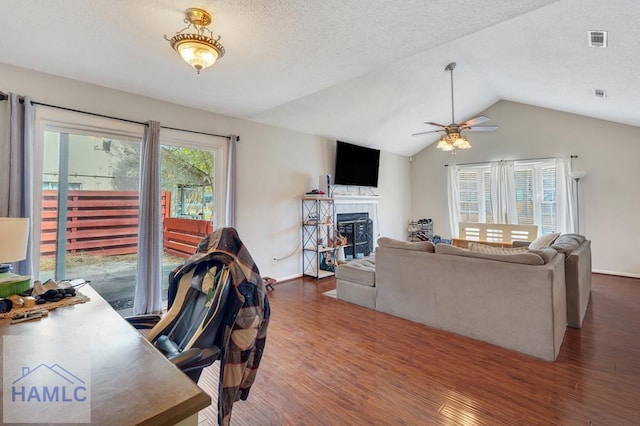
[272,273,303,283]
[593,269,640,279]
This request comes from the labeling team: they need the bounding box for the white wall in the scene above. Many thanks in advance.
[0,63,411,281]
[411,100,640,277]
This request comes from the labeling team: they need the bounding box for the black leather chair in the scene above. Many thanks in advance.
[127,260,232,382]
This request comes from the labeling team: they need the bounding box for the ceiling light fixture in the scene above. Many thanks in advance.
[436,132,470,151]
[413,62,497,152]
[165,8,225,74]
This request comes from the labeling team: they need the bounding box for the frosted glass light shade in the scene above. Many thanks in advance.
[0,218,29,264]
[177,40,219,71]
[436,137,454,151]
[569,170,587,180]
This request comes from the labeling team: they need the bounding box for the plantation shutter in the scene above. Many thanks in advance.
[458,170,480,222]
[515,169,534,226]
[483,171,493,224]
[540,165,557,234]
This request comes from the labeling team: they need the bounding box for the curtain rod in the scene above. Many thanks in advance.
[444,155,578,167]
[0,91,236,141]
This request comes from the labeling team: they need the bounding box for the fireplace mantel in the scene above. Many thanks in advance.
[333,194,382,204]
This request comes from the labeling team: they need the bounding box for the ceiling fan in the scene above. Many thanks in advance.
[412,62,497,151]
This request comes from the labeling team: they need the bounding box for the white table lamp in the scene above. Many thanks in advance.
[0,217,30,275]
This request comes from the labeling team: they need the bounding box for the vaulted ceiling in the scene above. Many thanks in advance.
[1,1,638,155]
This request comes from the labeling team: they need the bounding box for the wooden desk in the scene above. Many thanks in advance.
[451,238,513,249]
[0,285,210,425]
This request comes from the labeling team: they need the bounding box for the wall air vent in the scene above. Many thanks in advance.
[594,89,607,98]
[588,30,608,47]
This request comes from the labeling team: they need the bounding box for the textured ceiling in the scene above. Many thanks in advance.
[1,0,638,155]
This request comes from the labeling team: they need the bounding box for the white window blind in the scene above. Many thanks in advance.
[453,159,560,235]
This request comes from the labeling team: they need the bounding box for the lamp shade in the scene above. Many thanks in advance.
[0,218,29,264]
[569,170,587,180]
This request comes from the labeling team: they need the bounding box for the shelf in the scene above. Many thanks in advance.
[302,196,333,201]
[309,270,335,279]
[302,197,336,280]
[303,246,335,253]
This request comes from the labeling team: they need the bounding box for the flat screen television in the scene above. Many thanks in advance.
[334,141,380,187]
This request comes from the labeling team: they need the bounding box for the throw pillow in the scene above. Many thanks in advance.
[468,243,528,255]
[551,234,585,255]
[435,243,544,265]
[526,247,558,264]
[377,237,435,252]
[529,232,561,250]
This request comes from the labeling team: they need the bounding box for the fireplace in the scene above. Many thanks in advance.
[337,212,374,258]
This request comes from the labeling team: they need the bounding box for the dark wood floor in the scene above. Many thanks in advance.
[198,274,640,425]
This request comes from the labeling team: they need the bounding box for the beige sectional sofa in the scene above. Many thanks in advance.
[376,241,566,361]
[336,235,592,361]
[514,235,592,328]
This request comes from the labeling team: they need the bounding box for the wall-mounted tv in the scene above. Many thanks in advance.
[334,141,380,187]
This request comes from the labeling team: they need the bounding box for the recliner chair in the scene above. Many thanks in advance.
[127,259,232,382]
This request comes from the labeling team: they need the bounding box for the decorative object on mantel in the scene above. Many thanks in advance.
[412,62,498,151]
[165,7,225,74]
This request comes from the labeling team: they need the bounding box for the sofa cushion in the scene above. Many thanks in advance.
[377,237,435,253]
[529,232,561,249]
[468,243,528,255]
[335,258,376,287]
[551,234,586,255]
[526,247,558,264]
[436,243,544,265]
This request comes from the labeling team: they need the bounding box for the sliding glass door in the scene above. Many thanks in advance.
[33,109,227,315]
[35,108,145,313]
[159,129,227,280]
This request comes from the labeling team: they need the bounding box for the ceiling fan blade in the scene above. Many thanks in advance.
[460,116,490,127]
[463,125,498,132]
[412,129,444,136]
[424,121,446,127]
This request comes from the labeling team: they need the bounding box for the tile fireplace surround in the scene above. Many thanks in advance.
[334,194,380,251]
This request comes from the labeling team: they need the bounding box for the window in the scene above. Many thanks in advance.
[515,161,557,234]
[159,129,227,267]
[33,108,228,314]
[456,166,492,224]
[453,159,559,235]
[34,107,145,312]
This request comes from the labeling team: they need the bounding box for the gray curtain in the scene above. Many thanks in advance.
[1,93,35,275]
[225,135,237,228]
[133,121,163,315]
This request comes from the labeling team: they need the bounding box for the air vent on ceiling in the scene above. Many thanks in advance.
[588,30,608,48]
[594,89,607,98]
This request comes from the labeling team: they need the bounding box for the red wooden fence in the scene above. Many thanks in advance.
[40,190,209,258]
[163,217,213,258]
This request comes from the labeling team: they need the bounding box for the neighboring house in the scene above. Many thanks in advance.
[42,132,213,219]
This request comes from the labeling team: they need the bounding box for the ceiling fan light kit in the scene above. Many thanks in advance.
[413,62,498,152]
[165,8,225,74]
